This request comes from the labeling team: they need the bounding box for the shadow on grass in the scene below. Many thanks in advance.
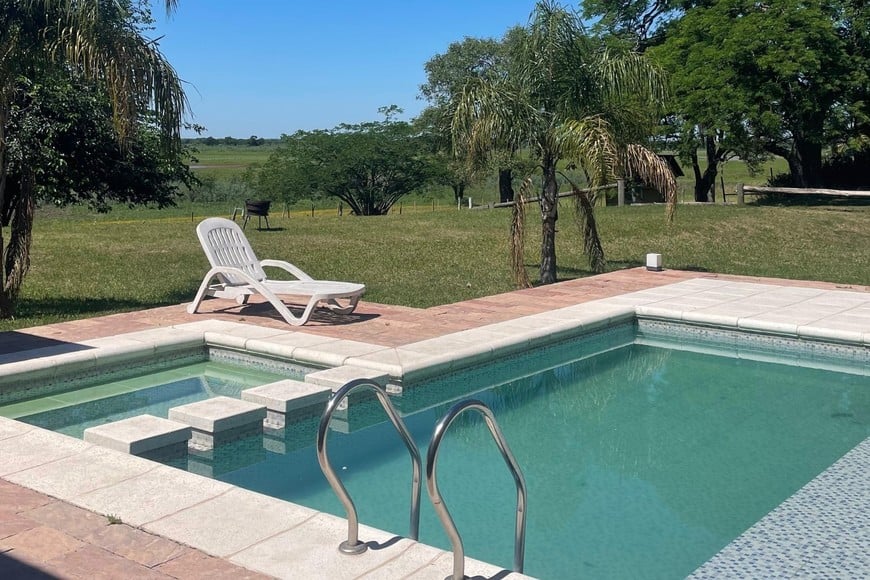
[12,291,192,320]
[754,195,870,208]
[523,260,648,283]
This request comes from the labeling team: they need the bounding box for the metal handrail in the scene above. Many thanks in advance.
[316,378,422,555]
[426,399,527,580]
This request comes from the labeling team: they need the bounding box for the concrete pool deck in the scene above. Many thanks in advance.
[0,267,868,578]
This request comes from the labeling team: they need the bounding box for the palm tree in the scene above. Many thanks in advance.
[0,0,185,316]
[453,0,676,285]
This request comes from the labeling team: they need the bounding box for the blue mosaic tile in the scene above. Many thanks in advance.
[691,438,870,578]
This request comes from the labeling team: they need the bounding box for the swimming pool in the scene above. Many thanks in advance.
[235,332,867,578]
[19,322,862,579]
[1,278,868,578]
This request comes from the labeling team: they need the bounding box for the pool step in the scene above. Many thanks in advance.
[83,414,191,460]
[241,380,331,429]
[168,396,266,450]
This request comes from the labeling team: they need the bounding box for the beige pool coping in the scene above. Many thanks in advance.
[1,268,868,578]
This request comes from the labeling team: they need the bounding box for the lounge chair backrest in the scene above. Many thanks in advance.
[196,217,267,284]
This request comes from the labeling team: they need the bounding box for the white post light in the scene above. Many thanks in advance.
[646,253,663,272]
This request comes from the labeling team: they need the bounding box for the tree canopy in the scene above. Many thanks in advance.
[587,0,870,190]
[0,0,186,316]
[251,113,431,216]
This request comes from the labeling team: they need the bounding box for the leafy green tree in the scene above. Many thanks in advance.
[654,0,858,187]
[583,0,706,48]
[595,0,870,189]
[5,75,196,212]
[453,1,675,284]
[251,116,431,216]
[0,0,185,317]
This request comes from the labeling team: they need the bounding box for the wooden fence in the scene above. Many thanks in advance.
[733,183,870,204]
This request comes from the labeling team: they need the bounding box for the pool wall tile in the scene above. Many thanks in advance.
[143,487,318,558]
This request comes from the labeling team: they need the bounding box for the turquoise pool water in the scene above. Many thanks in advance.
[178,332,866,579]
[3,361,286,438]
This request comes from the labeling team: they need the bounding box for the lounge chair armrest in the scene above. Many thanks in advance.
[260,259,315,281]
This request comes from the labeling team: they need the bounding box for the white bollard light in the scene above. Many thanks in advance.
[646,253,663,272]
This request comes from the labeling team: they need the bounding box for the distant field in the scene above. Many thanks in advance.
[186,142,790,206]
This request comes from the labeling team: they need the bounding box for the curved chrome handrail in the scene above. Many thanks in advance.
[316,378,422,555]
[426,399,527,580]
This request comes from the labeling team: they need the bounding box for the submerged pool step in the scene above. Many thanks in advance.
[241,380,331,429]
[83,414,191,460]
[168,396,266,450]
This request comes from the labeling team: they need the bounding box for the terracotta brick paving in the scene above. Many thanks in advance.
[1,268,867,577]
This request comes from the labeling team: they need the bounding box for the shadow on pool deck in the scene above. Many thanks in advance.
[0,332,92,360]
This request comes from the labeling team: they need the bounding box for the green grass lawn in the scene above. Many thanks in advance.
[4,200,867,332]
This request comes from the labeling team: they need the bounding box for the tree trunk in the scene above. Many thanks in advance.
[789,138,823,188]
[539,154,559,285]
[2,170,34,313]
[0,108,13,318]
[691,135,719,202]
[498,168,514,203]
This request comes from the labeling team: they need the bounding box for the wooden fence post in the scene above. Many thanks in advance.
[617,178,625,206]
[736,183,745,205]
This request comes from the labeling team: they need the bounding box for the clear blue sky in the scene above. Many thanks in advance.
[152,1,544,138]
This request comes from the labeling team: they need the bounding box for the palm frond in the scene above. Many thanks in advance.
[451,77,538,167]
[510,178,532,288]
[569,178,607,273]
[556,116,619,185]
[44,0,186,148]
[621,143,678,221]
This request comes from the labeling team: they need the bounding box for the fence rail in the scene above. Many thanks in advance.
[733,183,870,204]
[492,182,620,208]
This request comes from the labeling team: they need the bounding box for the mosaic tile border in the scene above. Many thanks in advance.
[637,319,870,376]
[207,347,317,378]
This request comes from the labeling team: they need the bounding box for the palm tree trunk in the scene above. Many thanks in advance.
[540,153,559,284]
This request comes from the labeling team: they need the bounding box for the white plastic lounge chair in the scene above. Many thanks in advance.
[188,217,365,326]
